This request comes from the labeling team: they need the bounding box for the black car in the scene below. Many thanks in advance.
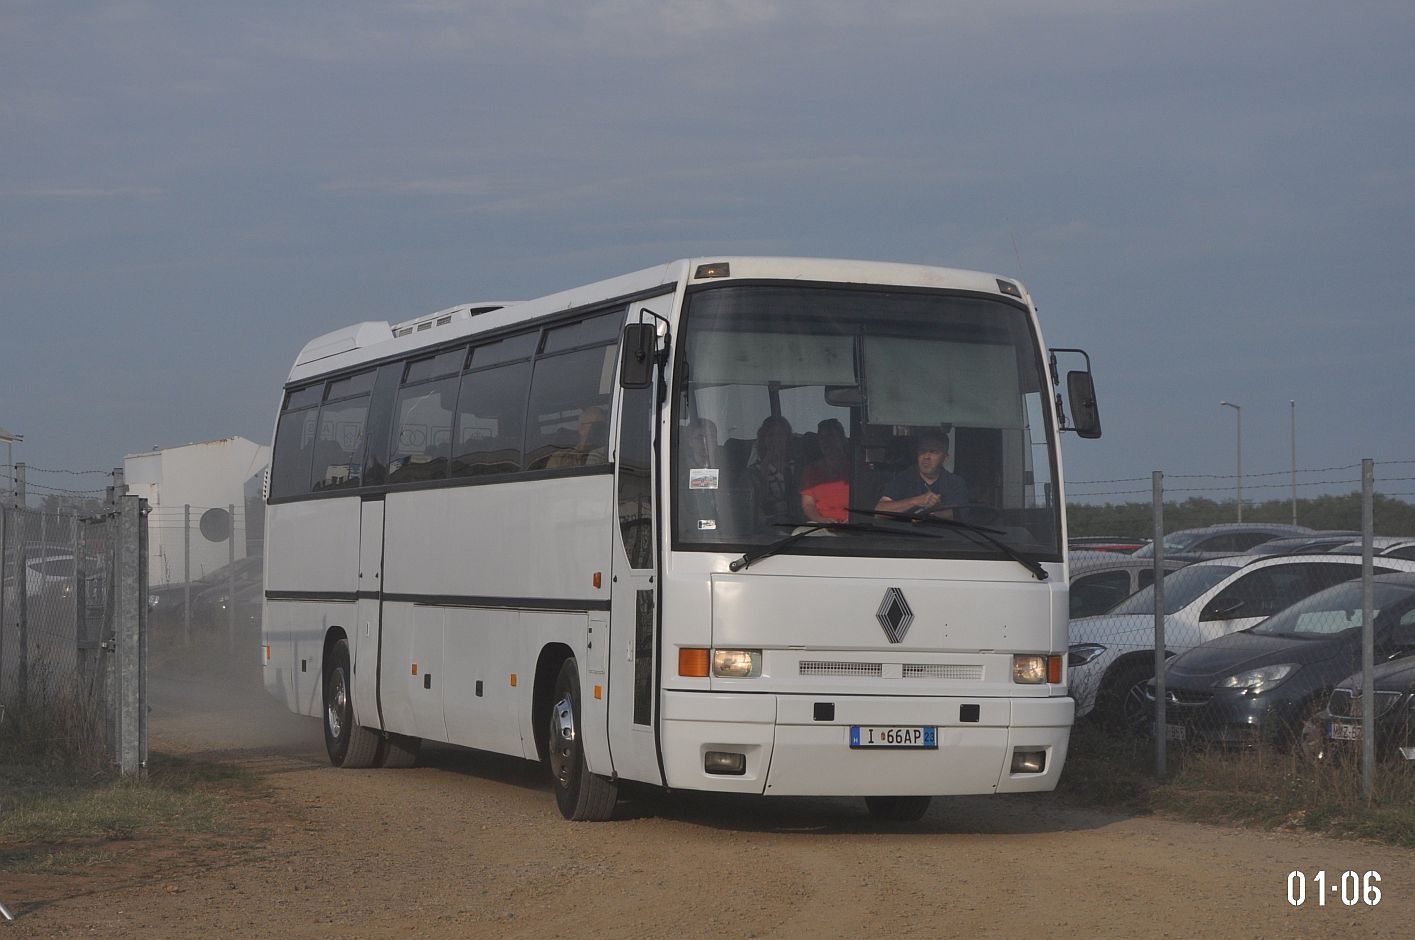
[1309,654,1415,762]
[1133,523,1313,563]
[1149,573,1415,748]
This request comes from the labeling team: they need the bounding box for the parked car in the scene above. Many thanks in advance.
[1131,523,1313,563]
[1068,553,1415,729]
[1329,537,1415,562]
[148,556,262,632]
[1069,551,1187,620]
[1068,536,1150,554]
[1307,655,1415,762]
[1150,573,1415,748]
[16,549,77,599]
[1243,531,1361,556]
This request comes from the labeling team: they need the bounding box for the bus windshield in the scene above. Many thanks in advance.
[671,284,1060,561]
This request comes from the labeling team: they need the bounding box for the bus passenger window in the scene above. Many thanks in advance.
[452,360,531,477]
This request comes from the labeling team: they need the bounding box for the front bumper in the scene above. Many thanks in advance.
[1155,685,1307,746]
[659,690,1073,796]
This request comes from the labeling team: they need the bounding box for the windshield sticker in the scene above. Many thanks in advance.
[698,519,718,530]
[689,468,720,490]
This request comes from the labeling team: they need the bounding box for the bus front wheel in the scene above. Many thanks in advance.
[547,658,618,821]
[324,638,381,768]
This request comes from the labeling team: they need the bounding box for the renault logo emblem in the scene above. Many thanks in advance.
[876,588,913,644]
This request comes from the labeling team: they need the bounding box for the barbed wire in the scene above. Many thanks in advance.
[1072,458,1415,488]
[18,465,114,476]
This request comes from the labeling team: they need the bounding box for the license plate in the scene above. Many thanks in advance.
[1328,722,1361,742]
[1165,723,1186,742]
[850,726,937,749]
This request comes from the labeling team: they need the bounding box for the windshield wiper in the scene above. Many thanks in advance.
[728,520,919,572]
[853,507,1050,581]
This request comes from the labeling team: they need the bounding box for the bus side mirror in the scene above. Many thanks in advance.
[1067,370,1102,439]
[619,324,655,389]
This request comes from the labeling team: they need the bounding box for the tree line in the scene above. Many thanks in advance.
[1068,494,1415,539]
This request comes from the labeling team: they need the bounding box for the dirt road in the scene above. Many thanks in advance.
[9,661,1414,938]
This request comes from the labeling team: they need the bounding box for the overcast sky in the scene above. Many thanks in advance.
[4,1,1413,506]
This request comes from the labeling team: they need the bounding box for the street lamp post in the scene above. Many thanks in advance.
[1220,402,1242,522]
[0,425,22,507]
[1290,400,1297,525]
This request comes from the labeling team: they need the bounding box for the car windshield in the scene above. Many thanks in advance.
[671,283,1060,562]
[1249,582,1415,637]
[1105,563,1239,616]
[1131,532,1204,558]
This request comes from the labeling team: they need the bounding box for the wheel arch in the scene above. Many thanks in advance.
[532,642,575,764]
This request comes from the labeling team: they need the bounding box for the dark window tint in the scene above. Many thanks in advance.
[1070,570,1133,619]
[619,382,654,569]
[388,375,459,484]
[525,345,617,470]
[284,384,323,411]
[270,408,318,498]
[1387,546,1415,561]
[1138,568,1157,589]
[1204,563,1369,622]
[311,397,371,491]
[543,312,624,354]
[452,361,531,477]
[326,371,376,401]
[633,590,654,725]
[403,349,464,385]
[468,333,537,369]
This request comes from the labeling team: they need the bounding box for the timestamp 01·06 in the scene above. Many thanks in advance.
[1287,870,1381,907]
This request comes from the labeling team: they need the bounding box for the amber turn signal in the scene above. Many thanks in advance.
[678,648,710,677]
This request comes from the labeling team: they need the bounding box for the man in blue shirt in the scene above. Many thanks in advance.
[875,430,967,519]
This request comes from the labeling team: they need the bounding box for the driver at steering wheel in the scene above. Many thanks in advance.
[875,430,968,520]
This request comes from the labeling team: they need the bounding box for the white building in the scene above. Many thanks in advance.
[124,437,269,586]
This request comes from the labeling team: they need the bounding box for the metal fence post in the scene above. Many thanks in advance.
[114,496,146,776]
[15,514,27,708]
[1360,458,1374,803]
[227,503,236,651]
[183,503,191,645]
[1153,470,1166,778]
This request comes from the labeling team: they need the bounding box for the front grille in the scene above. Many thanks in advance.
[1164,689,1212,707]
[798,661,982,680]
[902,664,984,680]
[1328,689,1402,718]
[800,661,882,677]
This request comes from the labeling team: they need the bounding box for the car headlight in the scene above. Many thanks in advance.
[1068,643,1107,667]
[148,594,160,608]
[712,649,761,678]
[1217,663,1298,693]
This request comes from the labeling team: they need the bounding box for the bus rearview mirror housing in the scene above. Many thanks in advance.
[619,323,655,389]
[1066,370,1102,439]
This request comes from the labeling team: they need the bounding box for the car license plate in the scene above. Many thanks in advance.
[1328,722,1361,742]
[1165,723,1186,742]
[850,726,937,749]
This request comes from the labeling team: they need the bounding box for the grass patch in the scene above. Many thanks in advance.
[0,753,265,873]
[1059,721,1415,847]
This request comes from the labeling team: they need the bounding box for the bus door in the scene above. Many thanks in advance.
[607,301,669,785]
[353,495,384,730]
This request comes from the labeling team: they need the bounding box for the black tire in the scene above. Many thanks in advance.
[547,658,618,821]
[323,638,382,768]
[1098,660,1154,735]
[381,732,422,768]
[865,796,932,822]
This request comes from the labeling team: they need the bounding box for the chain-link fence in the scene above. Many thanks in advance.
[0,497,148,774]
[1068,459,1415,801]
[143,502,261,650]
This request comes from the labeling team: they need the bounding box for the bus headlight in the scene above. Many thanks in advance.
[1013,654,1053,684]
[712,649,761,678]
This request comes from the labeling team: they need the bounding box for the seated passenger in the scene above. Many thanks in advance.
[800,418,850,523]
[746,415,798,532]
[546,405,608,469]
[875,430,967,520]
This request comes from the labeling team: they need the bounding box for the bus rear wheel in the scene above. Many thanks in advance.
[547,658,618,821]
[865,796,932,822]
[324,638,381,768]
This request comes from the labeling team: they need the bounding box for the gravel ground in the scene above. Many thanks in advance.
[6,656,1414,938]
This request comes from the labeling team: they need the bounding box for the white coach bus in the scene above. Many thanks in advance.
[262,257,1102,821]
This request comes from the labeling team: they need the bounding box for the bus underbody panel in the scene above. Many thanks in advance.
[658,691,1071,797]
